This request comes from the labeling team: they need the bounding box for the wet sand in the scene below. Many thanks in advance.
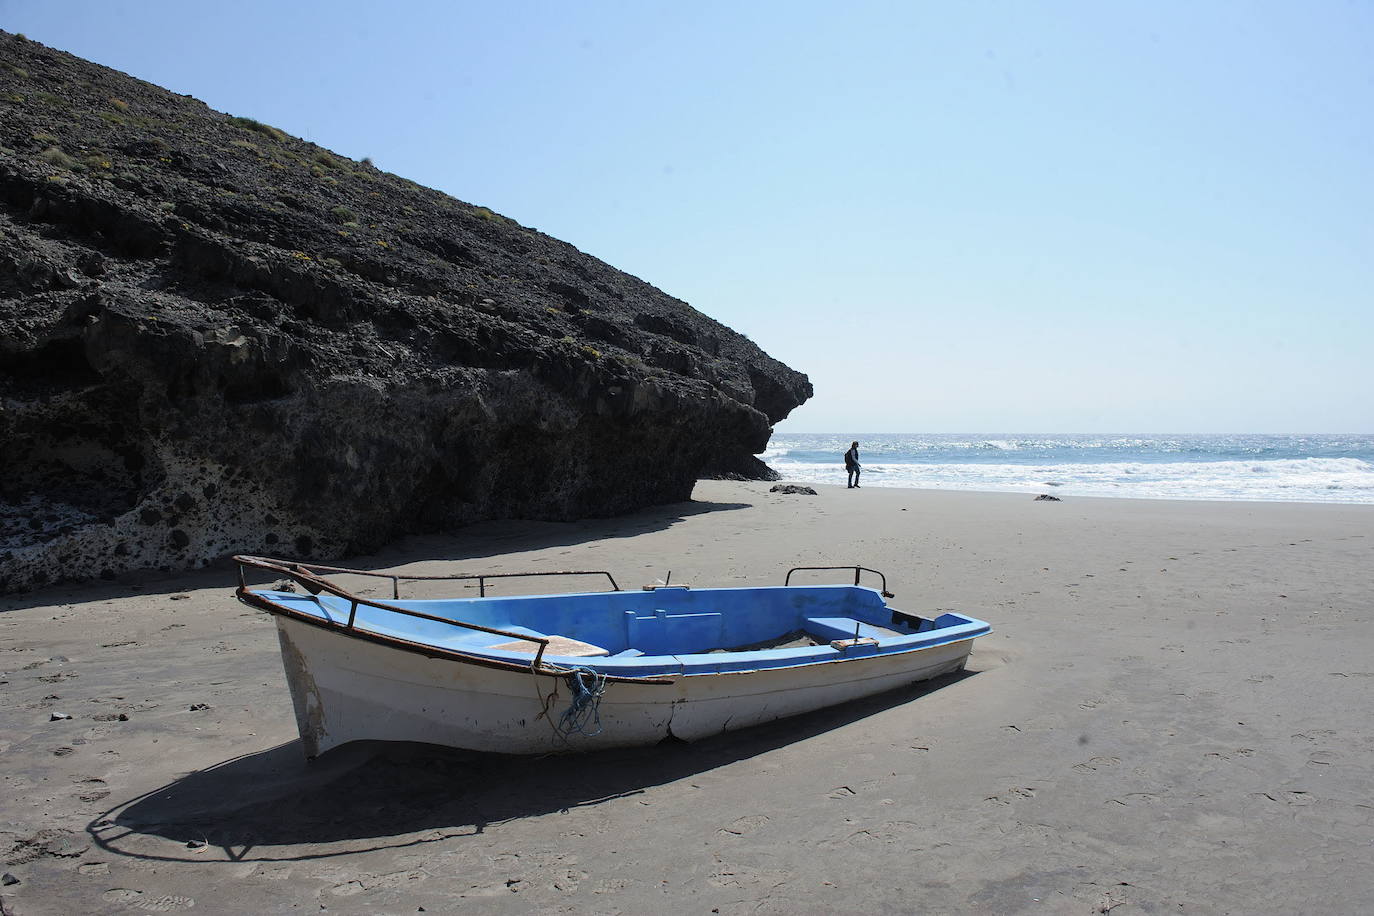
[2,480,1372,914]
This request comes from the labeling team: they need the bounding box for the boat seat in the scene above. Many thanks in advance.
[485,634,611,657]
[803,616,904,643]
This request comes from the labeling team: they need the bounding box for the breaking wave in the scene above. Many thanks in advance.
[762,434,1374,503]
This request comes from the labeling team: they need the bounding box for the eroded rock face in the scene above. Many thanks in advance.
[0,33,811,592]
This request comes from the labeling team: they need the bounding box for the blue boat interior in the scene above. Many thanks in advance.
[262,584,990,677]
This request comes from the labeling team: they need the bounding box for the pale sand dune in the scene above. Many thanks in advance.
[2,481,1372,914]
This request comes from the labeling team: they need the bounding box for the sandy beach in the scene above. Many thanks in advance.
[2,480,1372,914]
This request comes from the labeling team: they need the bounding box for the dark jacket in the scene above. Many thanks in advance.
[844,446,859,470]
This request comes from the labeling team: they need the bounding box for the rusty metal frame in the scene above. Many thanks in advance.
[235,555,619,599]
[234,555,624,676]
[783,565,894,598]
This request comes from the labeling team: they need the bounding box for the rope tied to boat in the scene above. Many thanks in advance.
[554,666,607,740]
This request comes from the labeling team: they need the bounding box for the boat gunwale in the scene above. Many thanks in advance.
[236,588,682,685]
[239,596,988,684]
[233,555,989,683]
[254,590,987,686]
[235,554,643,680]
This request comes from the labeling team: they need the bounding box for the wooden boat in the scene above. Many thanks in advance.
[233,556,991,756]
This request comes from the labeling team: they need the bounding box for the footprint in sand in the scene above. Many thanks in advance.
[1073,756,1121,772]
[1290,730,1336,743]
[330,881,366,897]
[101,889,193,910]
[140,895,196,911]
[1205,748,1257,763]
[329,870,426,896]
[717,814,770,836]
[708,864,793,890]
[1107,792,1162,806]
[986,787,1036,805]
[843,821,922,847]
[550,868,588,893]
[77,776,110,803]
[1253,790,1314,806]
[102,889,145,906]
[828,786,856,799]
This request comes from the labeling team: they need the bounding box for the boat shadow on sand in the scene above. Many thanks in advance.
[86,668,974,864]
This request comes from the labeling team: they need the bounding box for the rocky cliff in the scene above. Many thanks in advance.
[0,33,811,593]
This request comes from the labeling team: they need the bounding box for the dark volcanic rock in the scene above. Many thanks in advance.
[0,33,812,593]
[768,484,817,495]
[699,453,781,482]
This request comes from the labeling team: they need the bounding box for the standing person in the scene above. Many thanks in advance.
[844,441,861,488]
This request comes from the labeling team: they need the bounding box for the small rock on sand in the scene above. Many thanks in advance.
[770,484,818,496]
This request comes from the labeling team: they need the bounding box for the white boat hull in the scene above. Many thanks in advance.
[275,615,975,756]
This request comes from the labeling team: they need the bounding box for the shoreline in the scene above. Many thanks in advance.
[767,477,1374,507]
[764,431,1374,506]
[3,480,1372,913]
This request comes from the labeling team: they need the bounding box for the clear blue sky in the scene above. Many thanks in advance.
[5,0,1371,432]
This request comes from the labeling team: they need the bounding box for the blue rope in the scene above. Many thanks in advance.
[555,667,607,740]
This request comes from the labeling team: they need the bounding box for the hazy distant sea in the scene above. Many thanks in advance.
[763,434,1374,504]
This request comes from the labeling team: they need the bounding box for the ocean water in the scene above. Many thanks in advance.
[762,433,1374,504]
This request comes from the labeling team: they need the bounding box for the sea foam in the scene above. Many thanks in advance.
[762,434,1374,503]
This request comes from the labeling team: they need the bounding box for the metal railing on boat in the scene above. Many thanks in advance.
[234,557,900,677]
[784,565,894,598]
[233,555,622,675]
